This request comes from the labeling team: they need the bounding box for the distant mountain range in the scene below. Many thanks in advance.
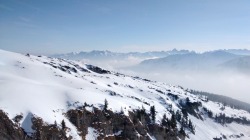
[53,49,250,60]
[52,49,250,74]
[139,51,236,69]
[52,49,192,60]
[224,49,250,56]
[222,56,250,74]
[137,50,250,73]
[52,49,193,69]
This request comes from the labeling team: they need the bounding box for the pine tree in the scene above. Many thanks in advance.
[161,113,168,127]
[207,110,213,118]
[215,114,218,122]
[179,126,186,136]
[61,119,66,130]
[54,120,57,127]
[137,106,146,122]
[186,97,190,103]
[84,102,88,107]
[141,105,146,114]
[188,119,195,134]
[181,108,188,120]
[170,113,177,129]
[150,106,156,123]
[176,110,181,122]
[120,107,124,114]
[104,99,108,111]
[163,113,167,120]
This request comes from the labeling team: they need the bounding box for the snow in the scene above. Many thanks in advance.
[86,127,99,140]
[0,49,250,139]
[21,112,34,134]
[105,130,122,137]
[147,133,157,140]
[189,115,250,140]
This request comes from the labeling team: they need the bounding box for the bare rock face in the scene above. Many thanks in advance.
[0,110,29,140]
[67,107,181,140]
[0,110,70,140]
[31,116,69,140]
[0,106,186,140]
[86,65,111,74]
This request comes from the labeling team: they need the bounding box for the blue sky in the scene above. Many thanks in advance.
[0,0,250,54]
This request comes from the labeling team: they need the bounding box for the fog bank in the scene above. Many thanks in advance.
[119,70,250,104]
[79,58,250,104]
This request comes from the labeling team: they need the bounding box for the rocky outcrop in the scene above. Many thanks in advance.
[31,116,69,140]
[0,110,29,140]
[86,65,111,74]
[0,110,69,140]
[0,105,186,140]
[67,107,182,140]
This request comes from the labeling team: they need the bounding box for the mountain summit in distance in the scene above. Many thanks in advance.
[52,49,192,61]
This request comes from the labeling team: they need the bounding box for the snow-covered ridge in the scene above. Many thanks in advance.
[0,49,250,140]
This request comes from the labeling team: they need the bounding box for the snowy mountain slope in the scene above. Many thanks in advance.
[0,49,250,140]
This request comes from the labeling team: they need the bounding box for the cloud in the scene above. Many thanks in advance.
[118,69,250,103]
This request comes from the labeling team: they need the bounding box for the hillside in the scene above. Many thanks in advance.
[221,56,250,74]
[224,49,250,56]
[0,49,250,140]
[137,51,239,72]
[189,90,250,113]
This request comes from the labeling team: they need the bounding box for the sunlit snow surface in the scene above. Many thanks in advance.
[0,49,250,140]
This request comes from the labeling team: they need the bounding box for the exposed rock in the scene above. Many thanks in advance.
[31,116,69,140]
[0,110,70,140]
[67,107,182,140]
[86,65,111,74]
[0,110,30,140]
